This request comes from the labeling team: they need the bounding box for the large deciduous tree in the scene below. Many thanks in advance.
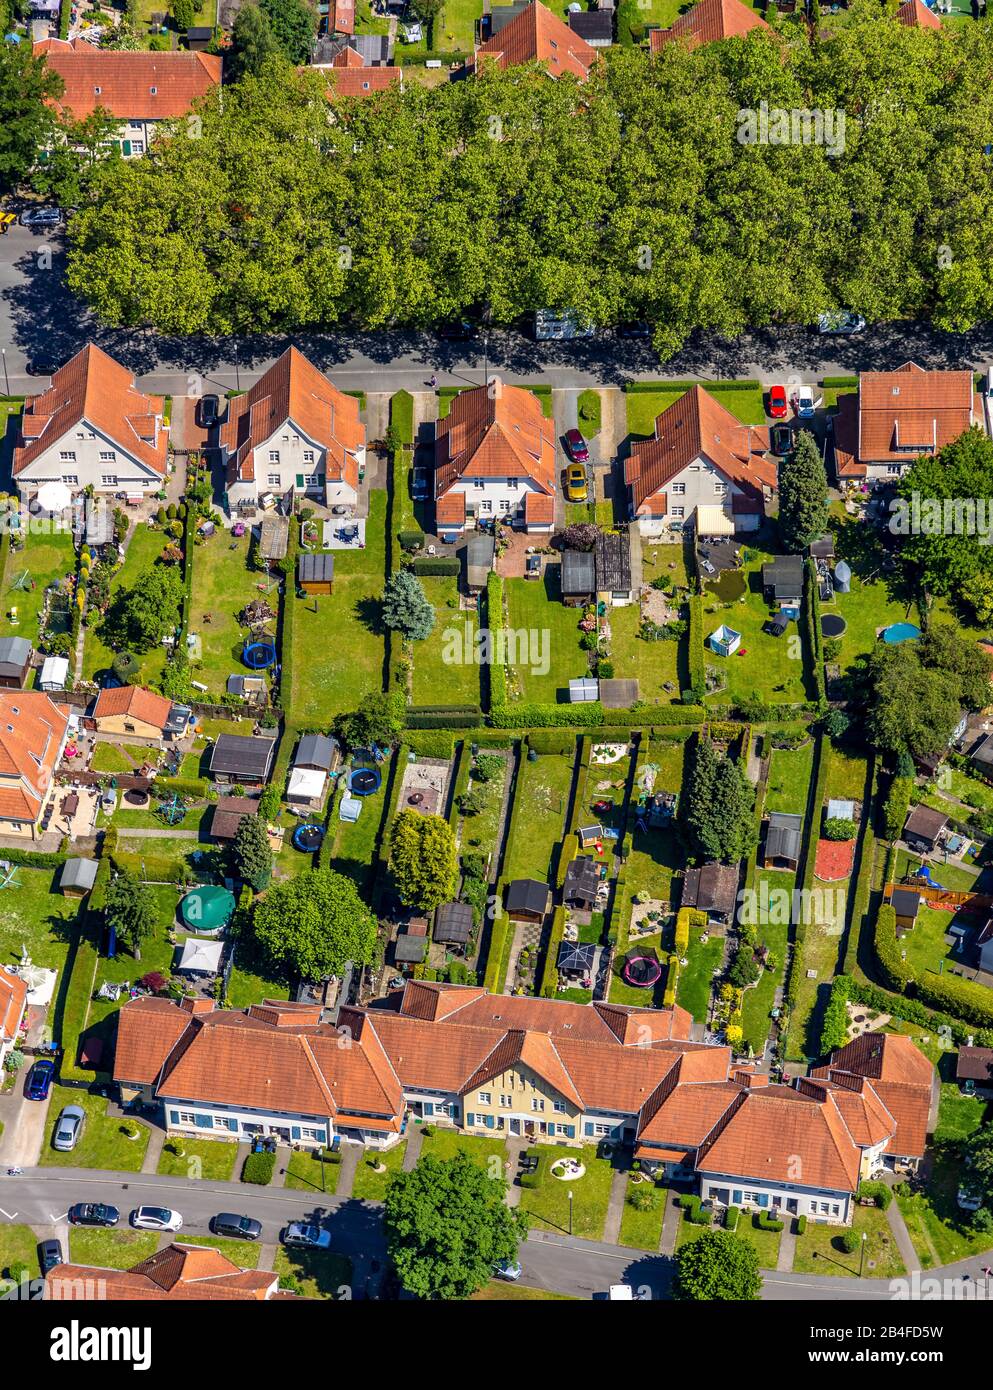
[674,1229,762,1301]
[863,643,962,759]
[336,691,405,751]
[102,565,183,653]
[251,868,377,979]
[389,810,458,911]
[259,0,318,64]
[0,41,62,196]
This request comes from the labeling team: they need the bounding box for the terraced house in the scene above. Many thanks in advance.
[114,986,935,1224]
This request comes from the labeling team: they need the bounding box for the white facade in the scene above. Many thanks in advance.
[226,419,363,511]
[15,415,164,498]
[634,459,761,538]
[437,476,550,540]
[698,1170,854,1225]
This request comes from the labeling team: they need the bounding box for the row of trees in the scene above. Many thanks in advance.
[683,737,756,864]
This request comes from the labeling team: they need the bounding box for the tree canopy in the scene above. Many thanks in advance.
[251,868,377,979]
[389,810,458,911]
[862,628,993,758]
[105,869,157,960]
[683,738,756,864]
[674,1228,762,1301]
[382,570,436,642]
[0,41,61,196]
[102,564,183,654]
[384,1152,528,1299]
[777,429,828,552]
[232,812,273,892]
[336,691,405,750]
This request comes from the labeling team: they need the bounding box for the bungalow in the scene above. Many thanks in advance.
[45,1242,298,1302]
[434,380,556,542]
[902,804,947,854]
[832,363,976,485]
[649,0,770,51]
[0,689,71,839]
[0,965,28,1073]
[208,733,277,786]
[680,862,739,922]
[220,348,366,515]
[624,386,774,538]
[473,1,599,80]
[34,39,223,157]
[12,344,168,504]
[763,812,803,872]
[92,685,179,742]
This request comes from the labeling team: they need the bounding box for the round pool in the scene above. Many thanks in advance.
[349,766,382,796]
[242,641,277,669]
[881,622,921,645]
[292,822,325,853]
[821,614,847,638]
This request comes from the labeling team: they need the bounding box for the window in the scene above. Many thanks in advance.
[267,473,280,487]
[473,477,484,489]
[62,475,78,485]
[480,500,493,515]
[101,475,117,487]
[671,482,685,495]
[715,482,727,496]
[500,1094,512,1108]
[99,451,115,462]
[478,1091,491,1105]
[553,1101,566,1113]
[303,450,315,463]
[507,478,518,489]
[886,464,902,475]
[531,1098,545,1113]
[59,451,76,461]
[131,141,144,156]
[269,450,280,463]
[149,86,157,95]
[671,506,685,519]
[177,1111,197,1125]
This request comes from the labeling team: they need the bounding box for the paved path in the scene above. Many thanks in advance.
[0,1087,52,1168]
[401,1127,423,1172]
[335,1143,360,1199]
[256,1242,277,1272]
[777,1222,796,1273]
[116,827,201,839]
[140,1128,166,1175]
[658,1189,680,1256]
[271,1148,289,1189]
[885,1195,921,1274]
[602,1168,629,1246]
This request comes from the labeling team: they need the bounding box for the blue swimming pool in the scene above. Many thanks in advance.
[881,623,921,645]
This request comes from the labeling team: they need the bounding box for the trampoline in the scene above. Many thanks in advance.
[621,951,663,989]
[881,622,921,645]
[821,614,846,638]
[292,822,325,853]
[180,885,236,933]
[242,640,277,670]
[123,790,148,807]
[349,766,382,796]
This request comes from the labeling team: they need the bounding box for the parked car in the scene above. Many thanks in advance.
[767,384,788,419]
[25,358,60,377]
[211,1213,263,1241]
[957,1185,982,1212]
[38,1239,64,1275]
[130,1206,183,1232]
[494,1259,522,1282]
[566,463,589,502]
[52,1104,85,1152]
[770,423,793,457]
[816,310,866,335]
[795,385,816,418]
[411,468,429,500]
[198,393,219,429]
[281,1222,331,1250]
[0,211,16,235]
[25,1058,55,1101]
[615,322,652,340]
[564,428,589,464]
[19,207,62,227]
[68,1203,120,1227]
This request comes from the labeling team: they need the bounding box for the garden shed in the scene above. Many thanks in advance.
[298,553,335,595]
[59,857,98,898]
[434,901,473,949]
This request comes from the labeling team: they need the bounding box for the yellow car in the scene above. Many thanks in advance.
[566,463,589,502]
[0,212,15,235]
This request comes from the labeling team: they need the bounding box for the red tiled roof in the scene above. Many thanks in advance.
[328,0,355,34]
[14,344,168,479]
[93,684,172,732]
[524,491,555,525]
[856,363,974,464]
[811,1033,934,1158]
[624,385,773,514]
[832,389,864,479]
[896,0,942,27]
[323,67,402,98]
[649,0,770,50]
[697,1085,863,1191]
[435,380,556,511]
[0,690,70,824]
[35,39,222,121]
[475,1,599,79]
[0,966,27,1045]
[46,1243,283,1302]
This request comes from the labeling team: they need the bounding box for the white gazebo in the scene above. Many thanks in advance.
[177,938,224,976]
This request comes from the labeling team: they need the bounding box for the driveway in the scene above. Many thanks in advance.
[0,1085,52,1168]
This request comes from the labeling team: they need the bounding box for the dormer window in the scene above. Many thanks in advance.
[94,86,101,95]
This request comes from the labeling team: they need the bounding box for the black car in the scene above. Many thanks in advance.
[211,1212,263,1241]
[26,359,60,378]
[437,319,477,342]
[770,424,793,457]
[615,322,652,340]
[39,1239,64,1275]
[198,393,220,428]
[68,1202,120,1227]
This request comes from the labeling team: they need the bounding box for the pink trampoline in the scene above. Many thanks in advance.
[621,950,662,989]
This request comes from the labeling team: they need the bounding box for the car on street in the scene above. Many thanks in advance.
[281,1222,331,1250]
[768,384,788,419]
[816,310,866,335]
[39,1240,64,1275]
[957,1185,982,1212]
[211,1213,263,1241]
[130,1206,183,1232]
[437,319,476,342]
[52,1104,85,1152]
[0,211,16,235]
[795,385,816,418]
[615,322,652,340]
[564,429,589,464]
[68,1203,120,1227]
[19,207,62,227]
[565,462,589,502]
[25,1058,55,1101]
[494,1259,522,1282]
[198,393,220,429]
[770,423,793,457]
[411,468,430,499]
[26,358,60,377]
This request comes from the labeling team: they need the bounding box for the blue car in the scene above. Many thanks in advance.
[25,1058,55,1101]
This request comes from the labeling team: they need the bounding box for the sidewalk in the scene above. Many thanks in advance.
[885,1195,920,1274]
[140,1128,166,1175]
[602,1168,628,1246]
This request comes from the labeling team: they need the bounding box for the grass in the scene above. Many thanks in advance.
[610,541,688,702]
[740,870,792,1056]
[702,549,809,707]
[577,389,602,437]
[424,0,483,50]
[898,1158,993,1269]
[792,1204,905,1279]
[271,1247,353,1299]
[325,758,390,898]
[0,1224,41,1281]
[156,1137,238,1182]
[68,1228,158,1271]
[419,1127,508,1174]
[411,576,481,706]
[40,1086,151,1171]
[91,742,140,774]
[674,1207,782,1269]
[610,930,663,1006]
[284,1148,343,1195]
[188,530,279,697]
[625,384,767,441]
[0,865,83,976]
[460,752,508,864]
[0,526,76,646]
[472,1281,575,1300]
[502,753,574,884]
[504,569,588,703]
[791,875,848,1061]
[765,742,815,816]
[939,765,993,814]
[290,490,386,723]
[82,524,171,683]
[825,746,870,803]
[933,1082,989,1145]
[618,1177,666,1250]
[676,923,725,1023]
[350,1141,408,1202]
[826,512,920,673]
[517,1144,614,1240]
[178,1235,262,1268]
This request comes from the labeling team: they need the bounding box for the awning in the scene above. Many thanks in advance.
[696,504,735,536]
[287,767,327,801]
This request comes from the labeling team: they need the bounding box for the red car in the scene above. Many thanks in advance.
[564,429,590,463]
[768,385,788,419]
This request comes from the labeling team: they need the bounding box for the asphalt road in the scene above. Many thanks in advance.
[5,225,993,397]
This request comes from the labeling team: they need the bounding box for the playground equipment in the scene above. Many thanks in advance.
[292,822,325,853]
[242,640,277,670]
[10,571,32,592]
[155,792,188,826]
[621,950,662,989]
[0,863,22,892]
[349,766,382,796]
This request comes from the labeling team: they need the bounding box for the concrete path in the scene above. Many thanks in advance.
[271,1147,289,1189]
[140,1128,166,1175]
[504,1138,525,1208]
[777,1222,796,1272]
[334,1142,361,1199]
[364,391,391,446]
[885,1194,921,1274]
[401,1127,423,1172]
[117,827,202,840]
[256,1242,277,1272]
[659,1189,681,1256]
[602,1168,629,1246]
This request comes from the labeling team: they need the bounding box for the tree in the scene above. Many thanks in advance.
[777,430,828,552]
[259,0,318,64]
[257,784,282,823]
[674,1229,762,1301]
[382,570,435,642]
[0,41,62,195]
[337,690,405,750]
[683,738,755,864]
[555,523,600,553]
[251,868,377,979]
[962,571,993,625]
[384,1152,528,1299]
[32,110,120,212]
[105,869,157,960]
[228,5,282,82]
[389,810,458,911]
[232,812,273,891]
[822,709,850,739]
[103,565,182,653]
[172,0,195,29]
[159,648,194,703]
[919,624,993,713]
[863,644,962,760]
[409,0,444,20]
[895,432,993,604]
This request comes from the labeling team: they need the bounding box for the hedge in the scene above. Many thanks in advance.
[482,908,512,994]
[408,730,457,759]
[883,775,914,842]
[528,730,579,756]
[756,1211,784,1232]
[873,903,993,1028]
[539,906,566,997]
[490,702,606,728]
[58,0,70,39]
[820,974,851,1055]
[724,1205,740,1231]
[804,558,826,704]
[858,1180,892,1210]
[848,975,993,1048]
[687,592,705,694]
[409,555,461,576]
[179,504,197,642]
[486,573,507,711]
[625,379,761,394]
[279,522,300,718]
[406,710,484,728]
[662,953,679,1007]
[783,735,828,1047]
[796,1214,807,1234]
[241,1151,276,1184]
[821,376,859,388]
[0,846,68,868]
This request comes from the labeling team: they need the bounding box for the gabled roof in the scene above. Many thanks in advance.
[0,965,27,1045]
[811,1034,934,1158]
[681,862,739,914]
[896,0,942,28]
[505,877,551,915]
[462,1028,585,1108]
[45,1242,283,1302]
[765,811,803,861]
[294,733,338,771]
[322,66,402,98]
[93,684,172,732]
[624,386,773,514]
[856,363,973,463]
[649,0,770,50]
[475,0,599,80]
[903,803,947,842]
[14,343,168,479]
[221,347,364,489]
[34,39,222,121]
[435,380,556,503]
[0,689,70,823]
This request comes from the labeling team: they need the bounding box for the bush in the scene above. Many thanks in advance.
[755,1211,784,1232]
[823,817,858,841]
[858,1181,892,1210]
[519,1172,540,1189]
[883,775,913,841]
[839,1228,860,1254]
[409,556,460,576]
[627,1184,660,1213]
[796,1214,807,1235]
[241,1151,276,1185]
[724,1205,739,1231]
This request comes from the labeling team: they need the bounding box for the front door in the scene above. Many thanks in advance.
[510,1118,521,1137]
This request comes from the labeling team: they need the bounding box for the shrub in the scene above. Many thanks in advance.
[858,1181,892,1210]
[823,817,858,841]
[883,775,913,841]
[724,1205,739,1231]
[796,1214,807,1235]
[241,1151,276,1185]
[839,1228,860,1254]
[627,1185,660,1213]
[756,1211,784,1232]
[519,1172,540,1189]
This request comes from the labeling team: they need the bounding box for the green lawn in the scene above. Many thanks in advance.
[290,490,386,723]
[502,753,574,884]
[504,570,588,703]
[40,1086,151,1171]
[702,550,810,707]
[350,1141,408,1202]
[0,527,76,646]
[83,885,180,1036]
[179,1234,262,1268]
[765,742,815,816]
[419,1127,509,1176]
[473,1281,576,1300]
[91,742,141,775]
[354,0,390,34]
[272,1247,354,1299]
[460,750,509,860]
[825,746,869,803]
[790,874,848,1062]
[826,513,920,673]
[82,523,172,683]
[577,388,602,437]
[188,530,279,697]
[427,0,483,49]
[939,765,993,814]
[675,923,724,1024]
[792,1204,905,1279]
[618,1177,666,1250]
[284,1148,342,1195]
[740,869,792,1056]
[610,929,664,1007]
[933,1082,989,1145]
[325,755,391,897]
[0,865,83,976]
[0,1224,41,1282]
[68,1228,158,1270]
[411,576,481,706]
[517,1144,615,1240]
[156,1137,238,1182]
[674,1207,782,1270]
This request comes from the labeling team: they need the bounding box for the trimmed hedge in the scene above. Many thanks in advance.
[883,775,913,842]
[625,379,761,394]
[241,1151,276,1184]
[406,710,484,729]
[756,1211,784,1232]
[409,556,460,576]
[0,846,67,868]
[687,592,705,695]
[804,557,826,704]
[408,730,457,759]
[724,1205,740,1231]
[486,572,507,711]
[490,702,606,728]
[874,903,993,1028]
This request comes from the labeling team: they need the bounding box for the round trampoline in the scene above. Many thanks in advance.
[180,885,236,933]
[242,641,277,670]
[821,614,847,638]
[621,953,663,989]
[292,822,325,853]
[349,767,382,796]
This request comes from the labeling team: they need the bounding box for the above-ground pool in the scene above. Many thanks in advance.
[292,822,325,853]
[242,641,277,669]
[349,766,382,796]
[180,885,236,933]
[621,952,663,989]
[821,614,847,638]
[881,623,921,645]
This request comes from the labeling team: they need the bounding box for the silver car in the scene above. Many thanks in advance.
[19,207,62,227]
[52,1105,85,1152]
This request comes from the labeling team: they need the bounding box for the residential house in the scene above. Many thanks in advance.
[220,348,366,514]
[45,1242,299,1301]
[680,862,739,922]
[832,363,976,485]
[763,811,803,872]
[902,804,948,854]
[91,685,179,742]
[34,39,223,157]
[433,380,556,542]
[0,638,33,690]
[208,796,260,844]
[318,44,403,98]
[12,344,168,503]
[0,690,71,839]
[208,733,277,786]
[473,1,599,80]
[969,731,993,782]
[560,550,596,607]
[0,965,28,1073]
[896,0,942,28]
[624,386,774,537]
[649,0,770,51]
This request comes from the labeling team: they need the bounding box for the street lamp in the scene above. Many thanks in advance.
[1,348,9,397]
[859,1230,868,1278]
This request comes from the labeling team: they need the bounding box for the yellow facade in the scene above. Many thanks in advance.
[461,1062,582,1143]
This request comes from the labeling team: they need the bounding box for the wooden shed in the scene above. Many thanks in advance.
[298,553,335,595]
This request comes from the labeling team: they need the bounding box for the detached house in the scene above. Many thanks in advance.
[319,46,403,98]
[625,386,774,537]
[434,380,556,542]
[35,39,222,157]
[649,0,770,51]
[46,1242,301,1302]
[474,1,599,80]
[0,690,71,840]
[832,362,977,484]
[12,344,168,504]
[220,347,365,514]
[896,0,942,28]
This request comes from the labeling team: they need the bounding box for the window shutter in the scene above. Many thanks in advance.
[291,1125,301,1141]
[485,1114,495,1130]
[466,1112,474,1127]
[169,1110,179,1125]
[122,140,132,156]
[584,1122,593,1136]
[565,1125,575,1139]
[296,474,305,488]
[194,1112,212,1129]
[423,1102,434,1117]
